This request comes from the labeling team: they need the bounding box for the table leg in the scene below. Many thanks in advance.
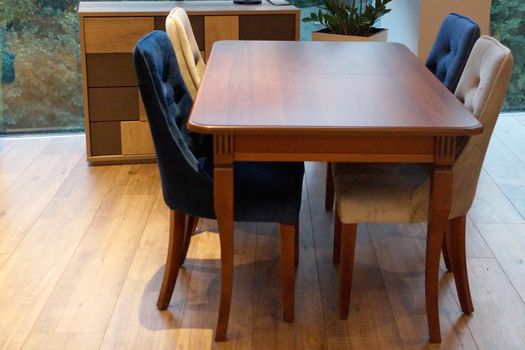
[426,137,455,343]
[213,135,235,342]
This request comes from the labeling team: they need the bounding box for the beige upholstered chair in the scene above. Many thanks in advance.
[332,36,513,342]
[166,8,206,99]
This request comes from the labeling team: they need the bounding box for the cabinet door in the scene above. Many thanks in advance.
[239,15,296,41]
[204,16,239,61]
[84,17,154,53]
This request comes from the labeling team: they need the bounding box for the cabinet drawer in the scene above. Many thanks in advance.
[88,87,139,122]
[154,15,205,50]
[86,53,136,87]
[90,122,122,156]
[84,17,154,53]
[239,15,296,41]
[121,121,155,155]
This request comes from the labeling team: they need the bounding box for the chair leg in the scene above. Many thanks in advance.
[333,211,342,264]
[294,223,300,268]
[280,223,296,322]
[325,162,334,211]
[442,227,453,272]
[157,209,186,310]
[450,215,474,314]
[339,223,357,319]
[180,216,199,266]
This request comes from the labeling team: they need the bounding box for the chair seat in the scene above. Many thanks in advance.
[333,163,431,224]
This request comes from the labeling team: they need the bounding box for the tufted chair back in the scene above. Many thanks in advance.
[166,8,206,99]
[133,31,214,218]
[449,36,513,218]
[426,13,480,93]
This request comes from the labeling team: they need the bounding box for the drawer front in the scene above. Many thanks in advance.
[86,53,136,87]
[121,121,155,155]
[239,15,296,41]
[84,17,154,53]
[155,15,205,51]
[204,16,239,61]
[90,122,122,156]
[88,87,139,122]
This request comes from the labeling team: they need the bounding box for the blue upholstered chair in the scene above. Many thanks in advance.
[133,31,304,338]
[426,13,480,92]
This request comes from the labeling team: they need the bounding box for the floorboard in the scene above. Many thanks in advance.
[1,116,525,349]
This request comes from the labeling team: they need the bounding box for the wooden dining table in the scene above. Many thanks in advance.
[187,40,483,342]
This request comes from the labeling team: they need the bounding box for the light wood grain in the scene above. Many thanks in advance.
[138,92,148,121]
[120,121,155,155]
[29,165,159,336]
[0,137,84,267]
[1,123,525,349]
[204,16,239,61]
[84,17,154,53]
[0,138,52,194]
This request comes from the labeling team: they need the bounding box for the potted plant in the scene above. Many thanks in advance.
[303,0,392,42]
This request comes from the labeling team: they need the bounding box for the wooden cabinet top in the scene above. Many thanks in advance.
[78,1,300,17]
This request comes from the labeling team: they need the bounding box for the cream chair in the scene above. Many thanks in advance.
[166,8,206,99]
[332,36,513,343]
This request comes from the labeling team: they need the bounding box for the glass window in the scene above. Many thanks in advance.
[491,0,525,112]
[1,0,84,134]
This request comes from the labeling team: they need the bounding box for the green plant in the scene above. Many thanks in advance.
[303,0,392,36]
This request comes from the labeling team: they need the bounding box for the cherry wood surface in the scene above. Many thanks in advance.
[189,41,482,136]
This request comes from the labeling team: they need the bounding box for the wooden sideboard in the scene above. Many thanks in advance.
[78,1,301,164]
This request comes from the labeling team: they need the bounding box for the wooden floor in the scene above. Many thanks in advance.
[1,114,525,350]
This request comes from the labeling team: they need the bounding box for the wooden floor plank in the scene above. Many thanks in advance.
[0,137,84,266]
[468,170,524,224]
[0,218,93,350]
[99,191,199,350]
[483,136,525,201]
[1,119,525,350]
[0,137,53,195]
[493,116,525,165]
[29,164,159,336]
[475,224,525,303]
[367,223,478,348]
[455,258,525,350]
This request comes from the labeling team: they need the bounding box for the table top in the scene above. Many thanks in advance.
[78,1,299,16]
[188,41,483,136]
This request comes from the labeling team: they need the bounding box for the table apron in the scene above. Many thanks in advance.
[232,134,436,163]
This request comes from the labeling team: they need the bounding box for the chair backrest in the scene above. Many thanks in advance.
[450,35,513,218]
[166,8,206,99]
[426,13,480,93]
[133,31,214,217]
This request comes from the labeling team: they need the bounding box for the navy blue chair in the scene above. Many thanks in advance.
[133,31,304,338]
[426,13,480,92]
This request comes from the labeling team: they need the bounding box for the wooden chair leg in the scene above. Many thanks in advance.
[325,162,334,211]
[442,227,453,272]
[333,211,342,264]
[280,223,296,322]
[450,215,474,314]
[180,216,199,266]
[339,223,357,319]
[294,223,299,267]
[157,209,186,310]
